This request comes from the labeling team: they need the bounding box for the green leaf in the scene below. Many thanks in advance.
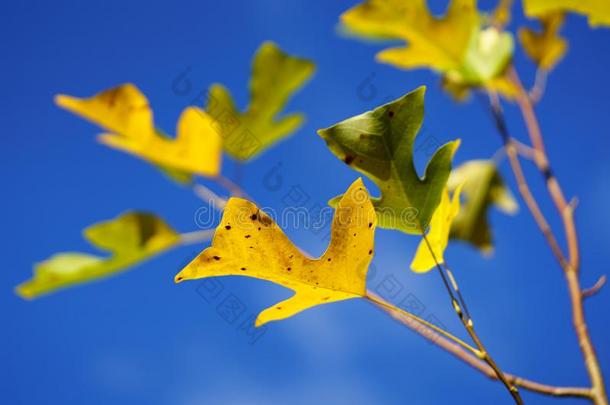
[16,212,180,299]
[447,160,517,253]
[455,27,514,85]
[207,41,315,161]
[318,87,460,234]
[523,0,610,27]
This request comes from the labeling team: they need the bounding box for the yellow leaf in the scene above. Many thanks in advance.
[340,0,514,97]
[342,0,477,72]
[492,0,514,27]
[410,185,463,273]
[523,0,610,27]
[56,84,222,178]
[519,13,568,70]
[16,212,180,299]
[175,178,377,326]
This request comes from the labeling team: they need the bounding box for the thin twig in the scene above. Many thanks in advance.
[369,291,593,399]
[365,293,480,356]
[529,69,548,105]
[215,174,250,198]
[582,275,607,299]
[179,229,215,245]
[488,68,608,404]
[192,183,228,209]
[487,92,570,270]
[419,231,524,404]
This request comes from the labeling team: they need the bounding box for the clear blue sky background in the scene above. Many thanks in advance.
[2,1,609,404]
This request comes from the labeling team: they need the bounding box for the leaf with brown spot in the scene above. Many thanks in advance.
[319,87,460,234]
[175,179,377,326]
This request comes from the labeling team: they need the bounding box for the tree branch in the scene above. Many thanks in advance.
[485,67,608,404]
[368,292,593,399]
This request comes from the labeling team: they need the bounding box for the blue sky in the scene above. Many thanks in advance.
[2,1,609,404]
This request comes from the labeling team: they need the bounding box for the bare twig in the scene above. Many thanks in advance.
[193,183,228,209]
[582,275,607,299]
[215,174,250,198]
[486,67,608,404]
[179,229,215,245]
[418,230,524,404]
[369,291,593,399]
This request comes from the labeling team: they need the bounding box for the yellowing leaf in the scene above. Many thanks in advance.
[519,13,568,70]
[447,160,517,253]
[318,87,460,235]
[16,212,180,299]
[523,0,610,27]
[175,179,377,327]
[56,83,222,179]
[492,0,514,27]
[207,41,315,161]
[340,0,514,95]
[411,186,462,273]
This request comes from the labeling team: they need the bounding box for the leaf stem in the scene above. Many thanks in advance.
[192,183,228,209]
[179,229,215,245]
[215,174,250,198]
[365,293,480,356]
[371,290,593,399]
[419,231,524,404]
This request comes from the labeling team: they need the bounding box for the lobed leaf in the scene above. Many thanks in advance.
[175,179,377,327]
[206,41,315,161]
[318,87,460,234]
[523,0,610,27]
[16,212,180,299]
[56,84,222,180]
[447,160,517,253]
[340,0,515,97]
[519,12,568,71]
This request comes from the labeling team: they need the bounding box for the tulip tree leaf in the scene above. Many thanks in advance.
[519,12,568,70]
[318,87,460,235]
[56,83,222,180]
[447,160,518,253]
[340,0,515,96]
[523,0,610,27]
[175,179,377,327]
[411,185,463,273]
[206,41,315,161]
[16,212,180,299]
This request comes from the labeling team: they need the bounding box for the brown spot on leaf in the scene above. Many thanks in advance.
[344,155,355,165]
[225,225,231,230]
[241,267,247,271]
[245,235,251,238]
[213,256,221,260]
[388,110,395,118]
